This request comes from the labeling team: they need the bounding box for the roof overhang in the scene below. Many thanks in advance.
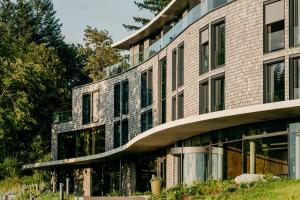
[112,0,189,50]
[23,100,300,170]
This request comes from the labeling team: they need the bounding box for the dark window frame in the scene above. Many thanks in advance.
[199,80,209,114]
[289,0,300,47]
[178,43,185,87]
[200,26,209,75]
[160,57,167,124]
[82,93,91,125]
[172,48,177,91]
[177,92,184,119]
[211,19,225,69]
[289,55,300,100]
[211,74,225,112]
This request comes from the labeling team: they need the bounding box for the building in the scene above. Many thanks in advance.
[23,0,300,197]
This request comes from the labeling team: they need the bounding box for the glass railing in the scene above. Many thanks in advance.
[264,90,285,103]
[53,110,72,124]
[268,29,284,52]
[103,0,232,79]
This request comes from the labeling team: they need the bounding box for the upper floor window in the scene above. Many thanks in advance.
[290,0,300,46]
[290,57,300,99]
[264,0,285,52]
[172,96,177,121]
[82,93,91,125]
[211,76,225,112]
[200,29,209,74]
[212,21,225,69]
[177,92,184,119]
[178,43,185,87]
[263,60,285,103]
[114,119,128,148]
[114,80,129,118]
[141,69,153,108]
[92,91,99,123]
[141,109,153,133]
[199,81,209,114]
[160,57,167,124]
[172,49,177,91]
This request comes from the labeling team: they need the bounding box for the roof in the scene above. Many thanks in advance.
[23,99,300,170]
[112,0,189,50]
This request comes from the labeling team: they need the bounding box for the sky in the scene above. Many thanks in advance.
[52,0,152,45]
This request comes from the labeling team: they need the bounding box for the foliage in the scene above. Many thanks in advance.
[78,26,123,81]
[150,176,163,183]
[123,0,171,31]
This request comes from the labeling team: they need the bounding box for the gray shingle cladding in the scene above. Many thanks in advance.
[51,0,300,160]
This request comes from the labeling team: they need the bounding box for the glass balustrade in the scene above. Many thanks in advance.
[103,0,232,79]
[53,110,72,124]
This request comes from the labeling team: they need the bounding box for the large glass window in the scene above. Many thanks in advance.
[172,49,177,91]
[113,121,121,148]
[82,94,91,125]
[141,69,153,108]
[160,57,167,124]
[212,21,225,68]
[264,61,285,103]
[92,91,99,123]
[122,119,129,145]
[290,57,300,99]
[178,44,184,87]
[290,0,300,46]
[178,92,184,119]
[172,96,177,121]
[122,80,129,115]
[211,76,225,112]
[114,83,121,117]
[200,81,209,114]
[141,109,153,133]
[264,0,285,52]
[200,29,209,74]
[113,119,128,148]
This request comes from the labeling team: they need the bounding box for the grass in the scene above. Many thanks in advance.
[151,179,300,200]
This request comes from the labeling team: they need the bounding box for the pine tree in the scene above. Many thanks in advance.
[123,0,171,31]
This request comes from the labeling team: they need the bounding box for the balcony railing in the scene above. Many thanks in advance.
[103,0,232,79]
[53,111,72,124]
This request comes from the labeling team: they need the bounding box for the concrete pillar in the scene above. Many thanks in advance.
[250,141,256,174]
[66,178,70,196]
[83,168,92,197]
[59,183,64,200]
[166,154,174,189]
[296,134,300,179]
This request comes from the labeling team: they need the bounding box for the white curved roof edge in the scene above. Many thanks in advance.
[112,0,181,50]
[23,99,300,170]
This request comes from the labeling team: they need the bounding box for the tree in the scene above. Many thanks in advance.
[78,26,123,81]
[123,0,171,31]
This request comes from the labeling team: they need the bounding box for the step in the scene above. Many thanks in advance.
[85,196,149,200]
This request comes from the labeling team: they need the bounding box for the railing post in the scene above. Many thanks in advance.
[59,183,64,200]
[66,178,70,196]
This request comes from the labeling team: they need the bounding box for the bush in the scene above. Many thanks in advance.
[0,157,21,178]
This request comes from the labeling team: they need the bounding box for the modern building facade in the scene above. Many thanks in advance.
[24,0,300,197]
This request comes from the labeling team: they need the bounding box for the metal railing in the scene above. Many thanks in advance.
[53,111,72,124]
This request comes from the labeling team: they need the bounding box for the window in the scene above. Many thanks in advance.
[172,96,177,121]
[200,81,209,114]
[114,119,129,148]
[82,94,91,125]
[141,109,153,133]
[178,92,184,119]
[114,80,129,117]
[178,44,184,87]
[200,29,209,74]
[160,57,167,124]
[113,121,121,148]
[290,0,300,46]
[172,49,177,91]
[264,61,285,103]
[92,91,99,123]
[211,76,225,112]
[141,69,153,108]
[114,83,121,117]
[212,21,225,68]
[264,0,285,52]
[93,126,105,154]
[290,57,300,99]
[122,80,129,115]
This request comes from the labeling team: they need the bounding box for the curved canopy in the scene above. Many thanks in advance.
[23,100,300,170]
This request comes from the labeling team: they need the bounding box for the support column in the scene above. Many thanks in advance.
[83,168,92,197]
[250,141,256,174]
[296,134,300,179]
[166,154,174,189]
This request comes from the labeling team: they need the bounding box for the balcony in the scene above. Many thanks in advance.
[53,110,72,124]
[103,0,232,79]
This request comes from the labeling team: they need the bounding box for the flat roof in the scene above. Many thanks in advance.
[112,0,189,50]
[23,100,300,170]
